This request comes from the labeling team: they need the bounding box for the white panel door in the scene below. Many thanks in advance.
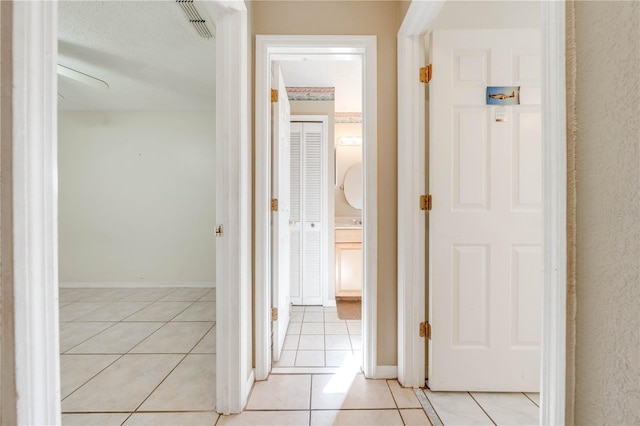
[271,63,291,362]
[289,121,325,306]
[429,29,542,391]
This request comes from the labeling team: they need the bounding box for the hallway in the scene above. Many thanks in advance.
[273,305,361,371]
[223,373,539,425]
[58,287,539,425]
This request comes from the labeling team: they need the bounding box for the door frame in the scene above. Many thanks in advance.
[255,35,378,380]
[289,115,333,307]
[396,1,567,424]
[9,0,251,421]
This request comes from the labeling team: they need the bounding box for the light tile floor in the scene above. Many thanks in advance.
[232,375,540,426]
[274,305,362,371]
[59,287,218,425]
[230,373,430,425]
[59,288,540,426]
[418,389,540,426]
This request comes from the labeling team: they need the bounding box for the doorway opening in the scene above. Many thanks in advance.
[269,55,364,372]
[57,1,216,421]
[254,36,379,381]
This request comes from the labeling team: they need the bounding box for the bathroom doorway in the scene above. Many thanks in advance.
[269,58,364,372]
[254,36,378,380]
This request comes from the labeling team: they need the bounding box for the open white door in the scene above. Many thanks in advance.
[271,63,291,362]
[429,29,542,391]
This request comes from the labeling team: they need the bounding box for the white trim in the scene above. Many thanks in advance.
[272,367,341,375]
[540,1,567,424]
[396,1,568,423]
[374,365,399,379]
[290,114,333,307]
[59,282,215,289]
[396,0,445,388]
[255,35,377,380]
[208,1,252,415]
[396,25,429,389]
[12,0,250,419]
[12,1,61,424]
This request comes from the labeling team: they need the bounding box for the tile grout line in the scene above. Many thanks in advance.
[119,411,134,426]
[131,353,190,413]
[384,379,407,425]
[126,292,216,410]
[522,392,540,408]
[60,352,126,405]
[188,322,216,355]
[60,288,215,418]
[126,319,212,354]
[60,301,112,322]
[277,305,361,372]
[61,289,177,407]
[468,391,498,426]
[415,389,443,426]
[61,321,121,354]
[308,374,314,425]
[121,296,197,322]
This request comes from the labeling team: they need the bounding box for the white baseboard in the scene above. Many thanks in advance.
[374,365,398,379]
[271,367,341,375]
[243,369,255,411]
[59,281,215,289]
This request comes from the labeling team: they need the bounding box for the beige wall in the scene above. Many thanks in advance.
[252,0,402,365]
[58,111,216,285]
[398,0,411,23]
[571,1,640,424]
[0,1,16,422]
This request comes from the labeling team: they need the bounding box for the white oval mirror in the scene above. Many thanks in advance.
[343,163,363,210]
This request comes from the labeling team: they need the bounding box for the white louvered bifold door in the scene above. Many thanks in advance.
[302,123,323,305]
[289,123,303,305]
[289,121,324,306]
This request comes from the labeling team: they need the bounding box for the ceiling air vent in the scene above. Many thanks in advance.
[176,0,214,39]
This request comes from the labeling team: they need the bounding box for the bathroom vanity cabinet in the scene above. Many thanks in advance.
[334,228,362,297]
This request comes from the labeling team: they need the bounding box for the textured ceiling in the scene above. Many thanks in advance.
[279,60,362,113]
[58,1,216,111]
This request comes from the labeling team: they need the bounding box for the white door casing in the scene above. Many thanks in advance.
[210,1,252,415]
[11,0,253,420]
[255,36,378,381]
[398,1,567,422]
[271,64,291,362]
[289,120,327,306]
[429,29,542,392]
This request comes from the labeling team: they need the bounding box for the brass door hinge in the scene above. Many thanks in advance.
[271,198,279,211]
[214,224,223,237]
[271,89,278,103]
[419,322,431,339]
[271,307,278,321]
[420,194,432,211]
[420,64,432,83]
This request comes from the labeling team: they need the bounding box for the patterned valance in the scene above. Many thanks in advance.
[286,87,335,102]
